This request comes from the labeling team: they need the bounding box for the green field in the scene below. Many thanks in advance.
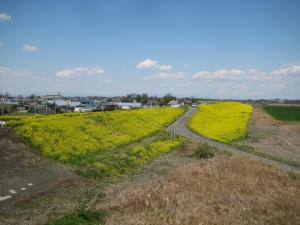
[263,105,300,121]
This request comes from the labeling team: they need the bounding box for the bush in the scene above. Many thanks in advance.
[194,143,215,159]
[45,209,106,225]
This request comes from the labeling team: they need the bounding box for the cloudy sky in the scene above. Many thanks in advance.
[0,0,300,99]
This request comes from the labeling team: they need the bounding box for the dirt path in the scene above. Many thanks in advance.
[0,128,76,212]
[166,107,300,172]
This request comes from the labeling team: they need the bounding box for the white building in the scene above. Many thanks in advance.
[116,102,142,110]
[168,100,181,108]
[74,106,95,112]
[42,93,62,101]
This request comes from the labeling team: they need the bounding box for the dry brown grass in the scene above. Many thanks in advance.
[102,155,300,225]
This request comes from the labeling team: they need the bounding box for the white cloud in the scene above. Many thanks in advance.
[136,58,174,71]
[192,71,211,79]
[0,12,12,22]
[271,63,300,75]
[136,58,157,69]
[192,69,244,80]
[22,44,39,52]
[144,72,186,80]
[56,65,104,78]
[0,66,11,75]
[157,65,173,71]
[192,68,270,81]
[189,64,300,99]
[247,69,268,81]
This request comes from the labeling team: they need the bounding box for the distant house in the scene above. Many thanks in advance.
[80,99,96,107]
[97,102,119,111]
[168,100,181,108]
[69,101,81,108]
[4,99,19,105]
[42,93,62,101]
[145,100,160,108]
[54,100,68,107]
[116,102,142,110]
[183,99,192,105]
[74,106,95,112]
[73,99,97,112]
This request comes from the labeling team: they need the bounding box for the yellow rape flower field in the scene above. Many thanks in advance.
[188,102,253,143]
[1,108,184,178]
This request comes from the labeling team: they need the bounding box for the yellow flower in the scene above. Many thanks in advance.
[188,102,253,143]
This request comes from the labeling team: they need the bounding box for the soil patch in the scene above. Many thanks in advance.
[237,106,300,162]
[0,128,95,225]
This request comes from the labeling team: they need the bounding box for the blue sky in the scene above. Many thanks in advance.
[1,0,300,98]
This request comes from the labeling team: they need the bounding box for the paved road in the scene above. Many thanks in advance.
[166,107,300,173]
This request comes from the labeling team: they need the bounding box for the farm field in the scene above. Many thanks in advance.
[234,106,300,164]
[263,105,300,121]
[1,107,184,178]
[188,102,253,143]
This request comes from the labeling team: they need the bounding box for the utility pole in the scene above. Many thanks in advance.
[34,97,37,114]
[170,130,176,140]
[1,98,4,116]
[16,96,19,113]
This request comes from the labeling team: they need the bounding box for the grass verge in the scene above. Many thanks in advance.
[232,143,300,169]
[75,131,184,179]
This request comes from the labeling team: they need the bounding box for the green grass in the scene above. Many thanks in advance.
[75,131,184,179]
[232,143,300,169]
[45,209,106,225]
[263,105,300,121]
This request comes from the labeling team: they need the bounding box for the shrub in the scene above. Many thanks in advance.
[45,209,106,225]
[194,143,215,159]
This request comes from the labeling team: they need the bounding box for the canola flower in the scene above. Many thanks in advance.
[1,108,184,163]
[188,102,253,143]
[129,139,182,165]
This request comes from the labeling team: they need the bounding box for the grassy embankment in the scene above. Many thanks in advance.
[1,107,184,178]
[188,102,253,143]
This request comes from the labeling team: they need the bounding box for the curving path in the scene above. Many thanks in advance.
[166,107,300,173]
